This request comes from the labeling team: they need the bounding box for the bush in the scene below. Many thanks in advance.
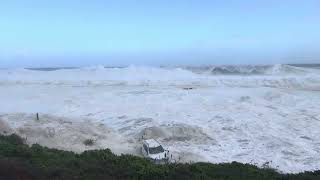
[0,133,25,145]
[83,139,95,146]
[0,134,319,180]
[0,159,44,180]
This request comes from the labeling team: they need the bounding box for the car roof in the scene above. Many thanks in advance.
[144,139,161,148]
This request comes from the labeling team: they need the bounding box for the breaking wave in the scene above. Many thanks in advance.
[137,124,214,144]
[1,64,320,89]
[189,64,313,75]
[0,113,136,154]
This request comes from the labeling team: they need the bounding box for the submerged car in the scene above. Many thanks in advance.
[142,139,169,161]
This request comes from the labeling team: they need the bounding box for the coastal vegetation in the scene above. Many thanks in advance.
[0,134,319,180]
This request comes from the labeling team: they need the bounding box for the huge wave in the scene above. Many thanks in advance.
[187,64,315,75]
[1,64,320,90]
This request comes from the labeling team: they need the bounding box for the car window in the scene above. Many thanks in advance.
[149,145,164,154]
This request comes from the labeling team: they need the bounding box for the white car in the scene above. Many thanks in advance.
[142,139,169,161]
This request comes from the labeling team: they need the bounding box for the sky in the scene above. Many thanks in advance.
[0,0,319,67]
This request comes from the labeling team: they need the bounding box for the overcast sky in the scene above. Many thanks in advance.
[0,0,319,67]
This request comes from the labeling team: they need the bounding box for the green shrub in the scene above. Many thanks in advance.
[0,134,319,180]
[83,139,95,146]
[0,133,25,145]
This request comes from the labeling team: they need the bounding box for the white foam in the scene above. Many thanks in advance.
[1,65,320,173]
[0,113,136,154]
[1,65,320,90]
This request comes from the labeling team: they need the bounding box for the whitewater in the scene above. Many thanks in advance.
[0,64,320,173]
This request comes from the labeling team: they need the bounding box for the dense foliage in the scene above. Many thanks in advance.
[0,134,319,180]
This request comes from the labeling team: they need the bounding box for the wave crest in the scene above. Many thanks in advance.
[202,64,310,75]
[1,65,320,89]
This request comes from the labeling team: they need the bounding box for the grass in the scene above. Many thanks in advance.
[0,134,319,180]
